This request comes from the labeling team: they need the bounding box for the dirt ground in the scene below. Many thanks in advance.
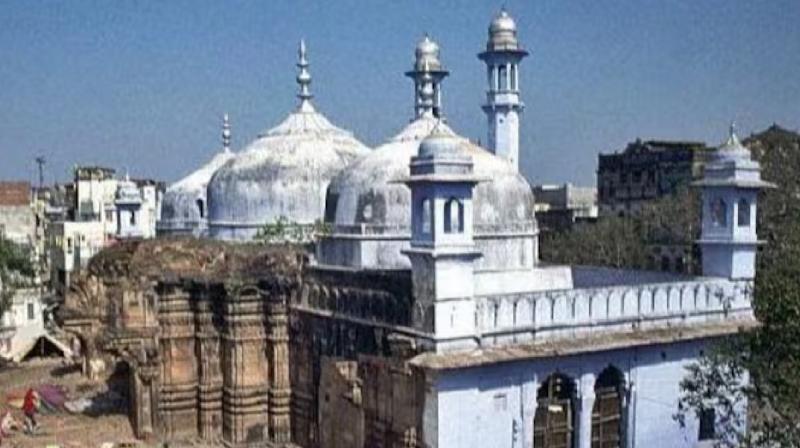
[0,358,140,448]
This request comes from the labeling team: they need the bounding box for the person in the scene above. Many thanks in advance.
[22,389,39,435]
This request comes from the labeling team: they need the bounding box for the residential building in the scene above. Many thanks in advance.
[597,139,713,217]
[0,181,34,246]
[533,183,598,233]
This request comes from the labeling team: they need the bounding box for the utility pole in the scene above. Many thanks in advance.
[34,156,46,189]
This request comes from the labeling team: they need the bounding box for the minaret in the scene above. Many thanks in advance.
[479,8,529,171]
[402,126,485,352]
[405,35,449,119]
[694,123,774,279]
[296,39,314,112]
[222,113,231,152]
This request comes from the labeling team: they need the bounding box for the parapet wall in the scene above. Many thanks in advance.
[477,277,753,346]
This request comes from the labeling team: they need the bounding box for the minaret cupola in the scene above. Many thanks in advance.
[406,35,450,119]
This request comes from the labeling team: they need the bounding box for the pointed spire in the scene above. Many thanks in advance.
[728,120,740,145]
[222,113,232,152]
[296,39,313,111]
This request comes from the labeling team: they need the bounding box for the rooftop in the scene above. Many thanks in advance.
[0,181,30,206]
[410,318,756,370]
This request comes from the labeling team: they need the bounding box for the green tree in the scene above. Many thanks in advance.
[0,237,35,314]
[253,217,332,245]
[540,187,698,270]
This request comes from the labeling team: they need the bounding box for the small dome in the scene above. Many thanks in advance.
[490,9,517,34]
[716,124,751,162]
[417,125,463,159]
[159,149,234,236]
[321,116,537,270]
[486,9,522,51]
[414,35,443,71]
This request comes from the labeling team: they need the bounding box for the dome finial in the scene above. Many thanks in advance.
[222,113,232,152]
[296,39,313,111]
[727,120,741,146]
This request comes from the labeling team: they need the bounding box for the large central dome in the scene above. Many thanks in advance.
[318,115,537,270]
[207,41,369,241]
[317,34,537,270]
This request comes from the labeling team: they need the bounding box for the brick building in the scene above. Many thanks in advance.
[597,139,713,217]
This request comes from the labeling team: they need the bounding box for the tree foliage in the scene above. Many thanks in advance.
[253,216,332,245]
[540,187,698,270]
[0,237,35,314]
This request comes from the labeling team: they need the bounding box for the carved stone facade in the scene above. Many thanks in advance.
[61,239,424,448]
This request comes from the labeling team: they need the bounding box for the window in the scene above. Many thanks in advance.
[421,198,432,234]
[592,367,626,448]
[498,65,508,90]
[493,393,508,411]
[675,256,685,274]
[27,303,34,321]
[66,237,73,253]
[324,193,338,223]
[196,199,205,219]
[698,408,716,441]
[737,198,750,227]
[661,256,670,272]
[130,211,136,225]
[534,374,576,448]
[711,198,727,227]
[444,198,464,233]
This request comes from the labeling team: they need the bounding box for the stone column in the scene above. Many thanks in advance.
[625,370,637,447]
[157,281,198,439]
[194,282,223,441]
[577,372,596,448]
[221,283,270,447]
[265,279,292,443]
[521,375,537,448]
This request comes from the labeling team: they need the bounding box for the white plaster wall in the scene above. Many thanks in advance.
[431,339,721,448]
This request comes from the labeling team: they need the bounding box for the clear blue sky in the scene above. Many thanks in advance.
[1,0,798,187]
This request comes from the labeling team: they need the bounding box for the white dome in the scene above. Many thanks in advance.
[207,103,369,241]
[159,149,234,236]
[485,9,524,51]
[319,116,537,270]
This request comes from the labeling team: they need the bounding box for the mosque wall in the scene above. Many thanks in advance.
[429,339,717,448]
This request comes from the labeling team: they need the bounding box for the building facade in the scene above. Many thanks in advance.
[533,183,598,233]
[0,181,34,246]
[59,9,768,448]
[47,167,163,298]
[597,140,713,217]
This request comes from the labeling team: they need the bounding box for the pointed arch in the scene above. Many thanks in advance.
[534,373,577,448]
[592,366,627,448]
[444,197,464,233]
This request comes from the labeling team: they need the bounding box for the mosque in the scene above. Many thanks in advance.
[107,8,766,448]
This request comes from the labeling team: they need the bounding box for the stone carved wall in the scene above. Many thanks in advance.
[61,240,425,448]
